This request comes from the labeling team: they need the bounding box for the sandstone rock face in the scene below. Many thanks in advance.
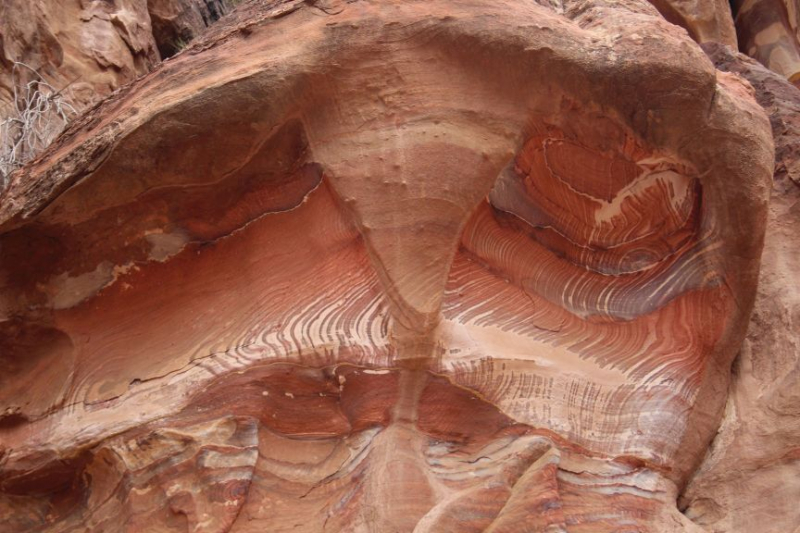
[148,0,230,58]
[732,0,800,85]
[0,0,160,114]
[0,1,777,532]
[646,0,737,47]
[0,0,233,116]
[681,42,800,533]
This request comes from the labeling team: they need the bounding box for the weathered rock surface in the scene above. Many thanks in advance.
[0,0,233,115]
[646,0,737,47]
[0,0,779,532]
[148,0,231,58]
[0,0,159,114]
[680,42,800,533]
[732,0,800,85]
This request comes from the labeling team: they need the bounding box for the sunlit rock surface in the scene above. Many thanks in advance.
[0,0,777,532]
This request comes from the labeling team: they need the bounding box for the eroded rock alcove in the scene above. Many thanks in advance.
[0,0,779,532]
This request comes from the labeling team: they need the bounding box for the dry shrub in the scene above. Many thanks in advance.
[1,63,78,189]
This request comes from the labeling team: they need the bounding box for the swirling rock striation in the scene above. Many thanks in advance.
[0,1,774,532]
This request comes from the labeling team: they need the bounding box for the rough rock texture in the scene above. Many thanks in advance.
[680,42,800,533]
[148,0,231,58]
[0,0,160,114]
[646,0,737,47]
[0,0,778,532]
[732,0,800,85]
[0,0,233,116]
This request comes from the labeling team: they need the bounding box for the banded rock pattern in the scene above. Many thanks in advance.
[0,1,775,532]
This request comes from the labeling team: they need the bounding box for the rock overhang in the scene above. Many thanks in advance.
[0,1,777,531]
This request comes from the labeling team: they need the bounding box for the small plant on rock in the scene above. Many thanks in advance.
[0,62,78,189]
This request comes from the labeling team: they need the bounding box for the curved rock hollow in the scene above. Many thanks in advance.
[0,0,775,531]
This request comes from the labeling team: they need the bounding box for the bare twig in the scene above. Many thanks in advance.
[1,62,78,189]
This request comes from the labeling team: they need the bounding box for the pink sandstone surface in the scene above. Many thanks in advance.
[0,0,795,532]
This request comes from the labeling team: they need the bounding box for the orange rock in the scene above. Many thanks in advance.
[0,0,160,114]
[682,42,800,533]
[0,1,776,532]
[0,0,233,116]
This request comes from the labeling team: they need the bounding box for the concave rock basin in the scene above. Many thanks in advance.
[0,0,775,532]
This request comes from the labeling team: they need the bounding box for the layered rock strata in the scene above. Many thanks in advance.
[680,42,800,533]
[0,0,775,532]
